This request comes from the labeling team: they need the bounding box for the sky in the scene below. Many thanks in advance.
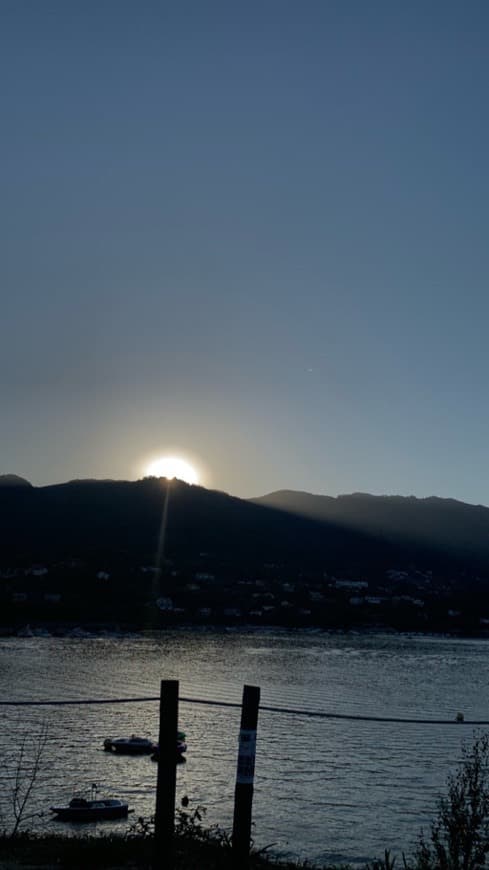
[2,1,489,503]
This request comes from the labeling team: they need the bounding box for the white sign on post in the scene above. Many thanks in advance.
[236,728,257,784]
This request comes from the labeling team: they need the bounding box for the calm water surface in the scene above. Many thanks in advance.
[0,629,487,865]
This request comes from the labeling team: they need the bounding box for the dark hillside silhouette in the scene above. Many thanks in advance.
[252,490,489,567]
[0,478,382,569]
[1,478,489,573]
[0,474,32,487]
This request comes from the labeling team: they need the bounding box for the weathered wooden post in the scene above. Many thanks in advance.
[232,684,260,869]
[154,679,179,869]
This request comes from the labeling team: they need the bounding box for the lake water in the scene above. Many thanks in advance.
[0,629,488,865]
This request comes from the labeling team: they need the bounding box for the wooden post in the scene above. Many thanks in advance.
[232,684,260,869]
[154,679,179,869]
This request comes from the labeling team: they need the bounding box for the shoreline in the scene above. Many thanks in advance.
[1,620,488,641]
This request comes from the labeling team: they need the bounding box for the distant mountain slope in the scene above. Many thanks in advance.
[252,490,489,566]
[0,478,380,568]
[0,474,32,487]
[0,478,488,571]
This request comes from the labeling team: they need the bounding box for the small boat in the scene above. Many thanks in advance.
[151,731,187,763]
[51,796,129,821]
[51,785,129,821]
[103,735,157,754]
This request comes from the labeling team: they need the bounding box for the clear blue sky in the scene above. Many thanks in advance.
[2,1,489,502]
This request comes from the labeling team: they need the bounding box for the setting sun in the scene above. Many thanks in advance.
[144,455,200,485]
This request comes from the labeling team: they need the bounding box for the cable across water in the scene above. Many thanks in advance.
[0,694,485,725]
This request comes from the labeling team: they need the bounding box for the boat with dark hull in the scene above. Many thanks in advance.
[50,797,129,821]
[151,731,187,763]
[103,731,187,760]
[103,735,156,755]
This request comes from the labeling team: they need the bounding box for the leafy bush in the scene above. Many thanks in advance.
[413,733,489,870]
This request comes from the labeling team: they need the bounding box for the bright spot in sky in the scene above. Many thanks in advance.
[145,456,200,485]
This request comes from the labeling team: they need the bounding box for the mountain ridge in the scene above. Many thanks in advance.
[0,474,32,487]
[2,473,487,510]
[252,488,489,568]
[0,477,488,573]
[255,488,485,508]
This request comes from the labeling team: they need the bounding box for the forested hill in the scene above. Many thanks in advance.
[0,478,378,569]
[1,477,489,573]
[252,489,489,569]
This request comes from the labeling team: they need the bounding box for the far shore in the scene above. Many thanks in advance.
[2,620,489,641]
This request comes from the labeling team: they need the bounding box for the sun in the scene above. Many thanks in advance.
[144,455,200,485]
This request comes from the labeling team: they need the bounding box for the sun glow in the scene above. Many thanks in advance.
[144,455,200,485]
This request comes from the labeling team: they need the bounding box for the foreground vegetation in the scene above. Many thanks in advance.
[3,735,489,870]
[0,805,330,869]
[0,828,321,869]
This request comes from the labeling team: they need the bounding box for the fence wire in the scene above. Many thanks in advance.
[0,694,485,725]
